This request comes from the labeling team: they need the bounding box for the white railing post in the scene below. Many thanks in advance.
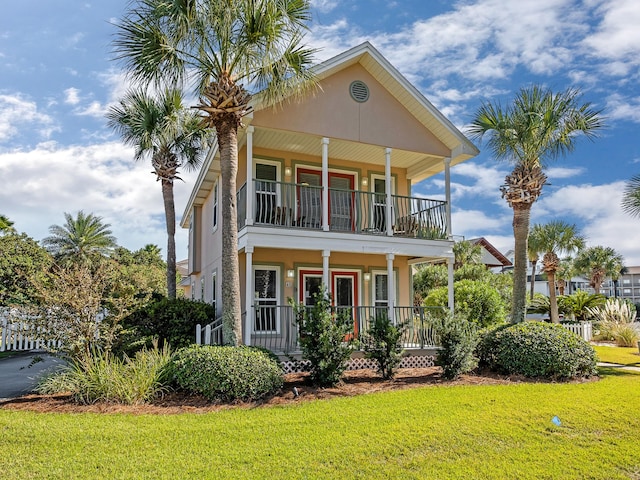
[204,325,212,345]
[195,324,202,345]
[385,148,393,237]
[322,138,330,232]
[1,316,7,352]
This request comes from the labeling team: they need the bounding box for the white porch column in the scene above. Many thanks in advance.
[447,257,455,313]
[444,157,452,238]
[244,246,254,345]
[385,148,393,237]
[322,138,330,232]
[245,126,255,226]
[386,253,395,322]
[322,250,330,290]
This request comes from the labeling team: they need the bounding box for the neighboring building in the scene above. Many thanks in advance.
[180,42,479,352]
[468,237,512,269]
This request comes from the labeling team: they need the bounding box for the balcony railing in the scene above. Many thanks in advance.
[248,305,444,354]
[236,180,448,240]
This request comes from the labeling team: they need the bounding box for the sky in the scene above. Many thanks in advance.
[1,0,640,264]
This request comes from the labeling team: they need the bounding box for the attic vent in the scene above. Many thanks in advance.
[349,80,369,103]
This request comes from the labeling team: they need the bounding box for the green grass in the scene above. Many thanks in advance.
[594,345,640,366]
[0,351,17,359]
[2,370,640,479]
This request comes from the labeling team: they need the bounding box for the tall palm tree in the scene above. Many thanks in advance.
[527,228,545,301]
[529,221,585,323]
[0,214,15,235]
[468,86,603,323]
[107,88,208,299]
[556,257,575,296]
[42,211,117,265]
[574,246,624,294]
[453,240,482,270]
[113,0,317,345]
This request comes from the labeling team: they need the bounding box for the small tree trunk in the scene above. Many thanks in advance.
[161,179,177,300]
[529,260,537,301]
[511,203,531,323]
[548,271,559,323]
[217,118,243,346]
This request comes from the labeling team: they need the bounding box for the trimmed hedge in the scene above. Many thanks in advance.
[171,346,283,401]
[477,322,598,379]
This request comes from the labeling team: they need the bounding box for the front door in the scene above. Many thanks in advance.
[331,271,358,335]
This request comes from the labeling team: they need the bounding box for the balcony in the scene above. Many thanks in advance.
[237,180,448,240]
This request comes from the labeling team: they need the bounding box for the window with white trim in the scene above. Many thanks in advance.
[373,273,388,308]
[212,181,218,230]
[200,277,205,301]
[254,267,279,332]
[191,281,195,300]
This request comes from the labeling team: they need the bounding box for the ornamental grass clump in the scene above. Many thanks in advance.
[36,342,173,405]
[588,298,639,347]
[477,322,597,379]
[171,345,283,402]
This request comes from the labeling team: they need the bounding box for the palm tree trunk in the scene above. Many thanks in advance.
[161,179,177,300]
[529,260,537,301]
[512,203,531,323]
[547,271,559,323]
[217,118,243,346]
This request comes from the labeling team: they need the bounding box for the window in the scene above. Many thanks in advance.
[623,279,631,285]
[212,181,218,230]
[200,277,205,301]
[191,281,195,300]
[254,268,278,332]
[624,288,632,295]
[374,273,388,308]
[211,271,217,313]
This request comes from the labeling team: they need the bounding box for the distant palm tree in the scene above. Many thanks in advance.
[43,211,117,264]
[107,88,208,299]
[529,221,585,323]
[453,240,482,270]
[113,0,317,345]
[574,246,624,294]
[556,257,575,296]
[0,214,15,235]
[468,85,603,323]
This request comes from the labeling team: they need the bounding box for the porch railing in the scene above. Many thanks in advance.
[247,305,444,354]
[236,180,448,240]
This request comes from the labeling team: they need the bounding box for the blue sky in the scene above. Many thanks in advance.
[1,0,640,263]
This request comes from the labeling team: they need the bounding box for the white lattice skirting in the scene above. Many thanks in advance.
[281,354,436,374]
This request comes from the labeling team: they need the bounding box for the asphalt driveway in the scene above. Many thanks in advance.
[0,351,67,401]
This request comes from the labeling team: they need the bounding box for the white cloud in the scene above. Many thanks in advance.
[546,167,586,179]
[310,0,339,14]
[0,93,58,143]
[582,0,640,63]
[535,181,640,265]
[0,142,198,258]
[606,93,640,123]
[451,209,508,237]
[64,87,81,105]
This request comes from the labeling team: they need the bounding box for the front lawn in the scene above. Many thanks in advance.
[1,369,639,479]
[594,345,640,366]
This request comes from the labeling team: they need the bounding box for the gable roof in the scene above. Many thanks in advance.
[469,237,513,268]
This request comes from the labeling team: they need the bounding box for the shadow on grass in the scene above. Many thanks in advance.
[598,366,640,377]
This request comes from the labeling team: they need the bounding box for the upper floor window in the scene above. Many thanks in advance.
[212,181,218,230]
[200,277,205,301]
[211,271,217,313]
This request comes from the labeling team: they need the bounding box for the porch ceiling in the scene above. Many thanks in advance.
[253,126,445,182]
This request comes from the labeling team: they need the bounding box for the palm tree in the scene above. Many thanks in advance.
[113,0,317,345]
[453,240,482,270]
[529,221,585,323]
[468,86,603,323]
[527,228,545,301]
[556,257,575,296]
[0,214,15,235]
[621,174,640,217]
[574,246,624,294]
[107,88,208,300]
[42,211,117,264]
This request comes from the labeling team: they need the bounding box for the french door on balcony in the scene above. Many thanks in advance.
[296,169,355,231]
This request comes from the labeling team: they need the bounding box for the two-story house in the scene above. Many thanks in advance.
[181,42,479,354]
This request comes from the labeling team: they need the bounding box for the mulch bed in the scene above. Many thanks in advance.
[0,367,598,415]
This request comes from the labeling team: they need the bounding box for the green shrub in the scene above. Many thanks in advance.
[434,313,479,380]
[36,343,173,405]
[425,279,506,328]
[361,314,406,380]
[478,322,597,379]
[117,297,215,355]
[171,345,283,402]
[291,288,356,387]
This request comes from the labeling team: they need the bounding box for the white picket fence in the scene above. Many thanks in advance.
[0,313,61,352]
[195,318,224,346]
[562,321,593,342]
